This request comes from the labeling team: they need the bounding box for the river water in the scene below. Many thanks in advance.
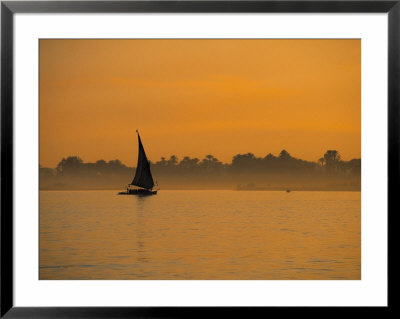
[39,190,360,280]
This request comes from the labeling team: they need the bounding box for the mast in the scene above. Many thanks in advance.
[131,130,155,190]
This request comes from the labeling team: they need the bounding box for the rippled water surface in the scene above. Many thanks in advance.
[40,190,360,280]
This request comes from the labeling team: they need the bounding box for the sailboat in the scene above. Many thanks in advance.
[118,130,157,195]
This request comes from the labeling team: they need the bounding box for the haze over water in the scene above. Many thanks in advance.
[40,190,360,280]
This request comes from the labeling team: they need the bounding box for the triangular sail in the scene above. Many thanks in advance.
[131,131,155,190]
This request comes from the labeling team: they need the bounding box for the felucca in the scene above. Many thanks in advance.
[118,130,157,195]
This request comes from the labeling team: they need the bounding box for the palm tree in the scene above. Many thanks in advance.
[323,150,341,172]
[279,149,291,160]
[167,155,178,167]
[56,156,83,174]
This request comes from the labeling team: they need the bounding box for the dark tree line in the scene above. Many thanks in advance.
[41,149,361,178]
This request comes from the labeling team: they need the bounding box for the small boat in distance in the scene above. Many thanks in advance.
[118,130,157,196]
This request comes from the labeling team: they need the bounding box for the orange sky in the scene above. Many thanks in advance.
[39,39,360,167]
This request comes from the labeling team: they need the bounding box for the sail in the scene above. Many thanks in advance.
[131,132,155,189]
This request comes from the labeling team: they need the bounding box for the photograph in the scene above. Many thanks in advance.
[39,39,361,280]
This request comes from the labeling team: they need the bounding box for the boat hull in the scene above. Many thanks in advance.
[118,189,157,196]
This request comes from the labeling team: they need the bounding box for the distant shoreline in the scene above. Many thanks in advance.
[39,187,361,192]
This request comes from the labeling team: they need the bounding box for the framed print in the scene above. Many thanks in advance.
[1,0,396,317]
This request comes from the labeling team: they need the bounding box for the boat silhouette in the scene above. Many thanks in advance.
[118,130,157,196]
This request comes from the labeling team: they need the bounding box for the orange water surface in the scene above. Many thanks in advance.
[39,190,360,280]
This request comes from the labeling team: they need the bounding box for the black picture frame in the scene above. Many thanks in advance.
[1,0,396,317]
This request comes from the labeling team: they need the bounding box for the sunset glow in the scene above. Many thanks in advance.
[39,39,361,167]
